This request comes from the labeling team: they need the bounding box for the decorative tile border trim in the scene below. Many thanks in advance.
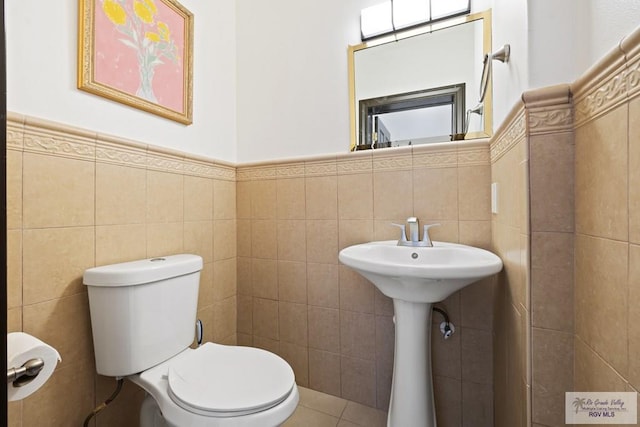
[572,42,629,128]
[236,161,307,181]
[210,163,237,181]
[235,141,490,178]
[7,112,237,180]
[237,165,278,181]
[627,55,640,101]
[337,150,372,175]
[373,154,412,171]
[492,24,640,154]
[305,158,337,177]
[145,146,187,175]
[622,26,640,101]
[336,155,372,175]
[410,141,459,169]
[572,30,640,127]
[10,112,492,180]
[95,144,147,168]
[574,65,628,128]
[527,106,573,136]
[22,120,96,161]
[7,114,25,151]
[458,143,490,167]
[182,158,216,178]
[235,169,252,181]
[412,150,457,169]
[490,108,526,163]
[520,85,574,136]
[372,146,413,172]
[96,134,147,169]
[276,163,305,179]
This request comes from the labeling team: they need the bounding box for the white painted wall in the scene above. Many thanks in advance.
[6,0,237,162]
[235,0,362,163]
[7,1,639,163]
[235,0,494,163]
[528,0,589,90]
[492,0,640,127]
[527,0,640,91]
[489,0,529,129]
[588,0,640,65]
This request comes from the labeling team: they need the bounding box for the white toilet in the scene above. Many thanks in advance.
[83,254,299,426]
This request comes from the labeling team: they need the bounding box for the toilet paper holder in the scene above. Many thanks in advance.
[7,358,45,387]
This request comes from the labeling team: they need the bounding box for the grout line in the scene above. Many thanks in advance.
[626,98,631,373]
[19,149,25,331]
[337,400,348,420]
[144,167,149,258]
[93,153,97,269]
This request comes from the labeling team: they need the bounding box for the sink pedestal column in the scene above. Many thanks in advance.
[388,299,436,427]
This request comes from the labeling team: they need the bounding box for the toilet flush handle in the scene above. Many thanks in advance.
[196,319,203,346]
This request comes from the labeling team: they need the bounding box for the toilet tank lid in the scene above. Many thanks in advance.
[83,254,203,287]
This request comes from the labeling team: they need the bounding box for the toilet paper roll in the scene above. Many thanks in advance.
[7,332,61,402]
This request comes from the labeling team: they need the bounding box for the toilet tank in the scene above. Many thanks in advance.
[83,254,203,377]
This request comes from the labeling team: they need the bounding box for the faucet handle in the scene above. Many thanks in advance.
[422,223,441,246]
[390,223,408,242]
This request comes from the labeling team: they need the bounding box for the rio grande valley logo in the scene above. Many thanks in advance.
[566,392,637,424]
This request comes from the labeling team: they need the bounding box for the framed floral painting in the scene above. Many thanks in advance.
[78,0,194,124]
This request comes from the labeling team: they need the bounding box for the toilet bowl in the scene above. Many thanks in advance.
[131,343,299,426]
[83,254,298,426]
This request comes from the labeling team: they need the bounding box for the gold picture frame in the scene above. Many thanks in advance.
[78,0,194,124]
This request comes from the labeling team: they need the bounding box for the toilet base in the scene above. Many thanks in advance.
[140,394,169,427]
[130,373,299,427]
[137,389,298,427]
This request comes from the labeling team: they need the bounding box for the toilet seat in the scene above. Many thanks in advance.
[167,342,295,417]
[129,342,299,427]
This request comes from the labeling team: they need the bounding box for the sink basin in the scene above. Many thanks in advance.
[339,240,503,303]
[339,239,502,427]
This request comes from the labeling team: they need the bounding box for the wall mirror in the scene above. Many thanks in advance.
[348,9,492,150]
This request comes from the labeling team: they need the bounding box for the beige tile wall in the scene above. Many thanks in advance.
[525,86,575,427]
[490,24,640,427]
[490,85,576,427]
[572,25,640,418]
[236,141,496,425]
[6,114,237,427]
[5,114,493,427]
[490,105,531,427]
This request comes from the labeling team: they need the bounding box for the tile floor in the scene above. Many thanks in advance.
[284,386,388,427]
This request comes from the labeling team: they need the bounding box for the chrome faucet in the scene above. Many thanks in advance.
[391,217,440,247]
[407,217,420,243]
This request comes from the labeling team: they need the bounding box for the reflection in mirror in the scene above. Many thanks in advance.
[348,10,492,151]
[360,84,465,148]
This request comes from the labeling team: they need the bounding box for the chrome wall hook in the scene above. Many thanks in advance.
[492,44,511,63]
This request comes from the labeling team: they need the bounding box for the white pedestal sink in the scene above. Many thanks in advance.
[339,240,502,427]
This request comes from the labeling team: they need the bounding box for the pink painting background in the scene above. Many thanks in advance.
[94,0,186,112]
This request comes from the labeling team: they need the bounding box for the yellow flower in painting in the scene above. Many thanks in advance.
[102,0,127,25]
[157,21,170,41]
[143,0,158,15]
[145,31,161,42]
[134,0,154,24]
[102,0,177,103]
